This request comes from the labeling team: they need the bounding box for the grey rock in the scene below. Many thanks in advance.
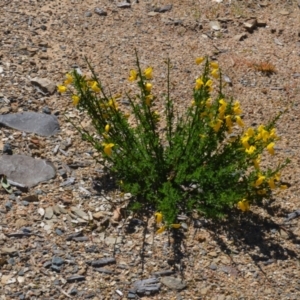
[3,143,12,155]
[42,106,51,114]
[73,236,89,242]
[85,11,92,17]
[66,232,83,241]
[209,21,221,31]
[285,209,300,222]
[60,177,75,187]
[0,155,56,188]
[153,270,175,277]
[5,201,12,210]
[117,2,131,8]
[94,268,114,274]
[66,275,86,283]
[210,263,218,270]
[71,207,89,220]
[52,256,65,266]
[30,77,56,95]
[94,8,107,16]
[55,228,63,236]
[0,112,60,136]
[87,258,116,267]
[161,277,186,290]
[132,277,161,294]
[155,4,172,13]
[44,206,53,220]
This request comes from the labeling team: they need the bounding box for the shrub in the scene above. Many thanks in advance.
[59,53,289,227]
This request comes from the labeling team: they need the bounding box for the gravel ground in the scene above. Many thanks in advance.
[0,0,300,299]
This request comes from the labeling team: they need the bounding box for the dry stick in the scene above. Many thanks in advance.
[57,286,72,299]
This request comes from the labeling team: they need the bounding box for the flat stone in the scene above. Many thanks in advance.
[92,211,105,220]
[161,276,186,290]
[209,21,221,31]
[117,2,131,8]
[1,246,17,255]
[0,112,60,136]
[0,155,56,188]
[208,251,218,257]
[94,8,107,16]
[66,275,86,283]
[148,12,159,17]
[30,77,56,95]
[44,206,54,220]
[158,4,172,13]
[244,19,257,31]
[70,207,89,220]
[234,33,247,41]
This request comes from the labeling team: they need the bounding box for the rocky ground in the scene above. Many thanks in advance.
[0,0,300,299]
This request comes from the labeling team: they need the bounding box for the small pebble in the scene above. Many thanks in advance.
[52,256,65,266]
[3,143,13,155]
[42,106,51,114]
[85,11,92,17]
[55,228,63,236]
[22,201,29,206]
[5,201,13,210]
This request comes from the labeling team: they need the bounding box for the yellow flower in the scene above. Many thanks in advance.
[255,174,265,187]
[72,95,80,106]
[225,115,233,128]
[155,212,163,223]
[257,189,266,195]
[195,57,205,65]
[128,69,137,82]
[143,67,153,79]
[210,61,219,69]
[171,224,181,229]
[235,116,244,127]
[268,178,276,189]
[253,155,261,169]
[245,145,256,155]
[156,226,166,234]
[280,185,288,190]
[64,73,73,85]
[57,85,67,93]
[145,83,152,92]
[274,173,281,181]
[105,124,110,132]
[205,79,213,87]
[267,142,275,155]
[108,98,118,110]
[206,98,212,108]
[241,135,250,149]
[212,119,223,132]
[102,143,114,156]
[233,101,242,115]
[91,81,101,93]
[245,127,255,137]
[211,68,219,79]
[195,78,204,90]
[219,99,227,109]
[269,128,278,139]
[152,111,160,122]
[145,94,153,106]
[237,199,250,212]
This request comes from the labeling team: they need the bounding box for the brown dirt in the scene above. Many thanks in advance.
[0,0,300,299]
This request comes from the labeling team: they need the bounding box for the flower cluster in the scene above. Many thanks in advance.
[61,54,289,225]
